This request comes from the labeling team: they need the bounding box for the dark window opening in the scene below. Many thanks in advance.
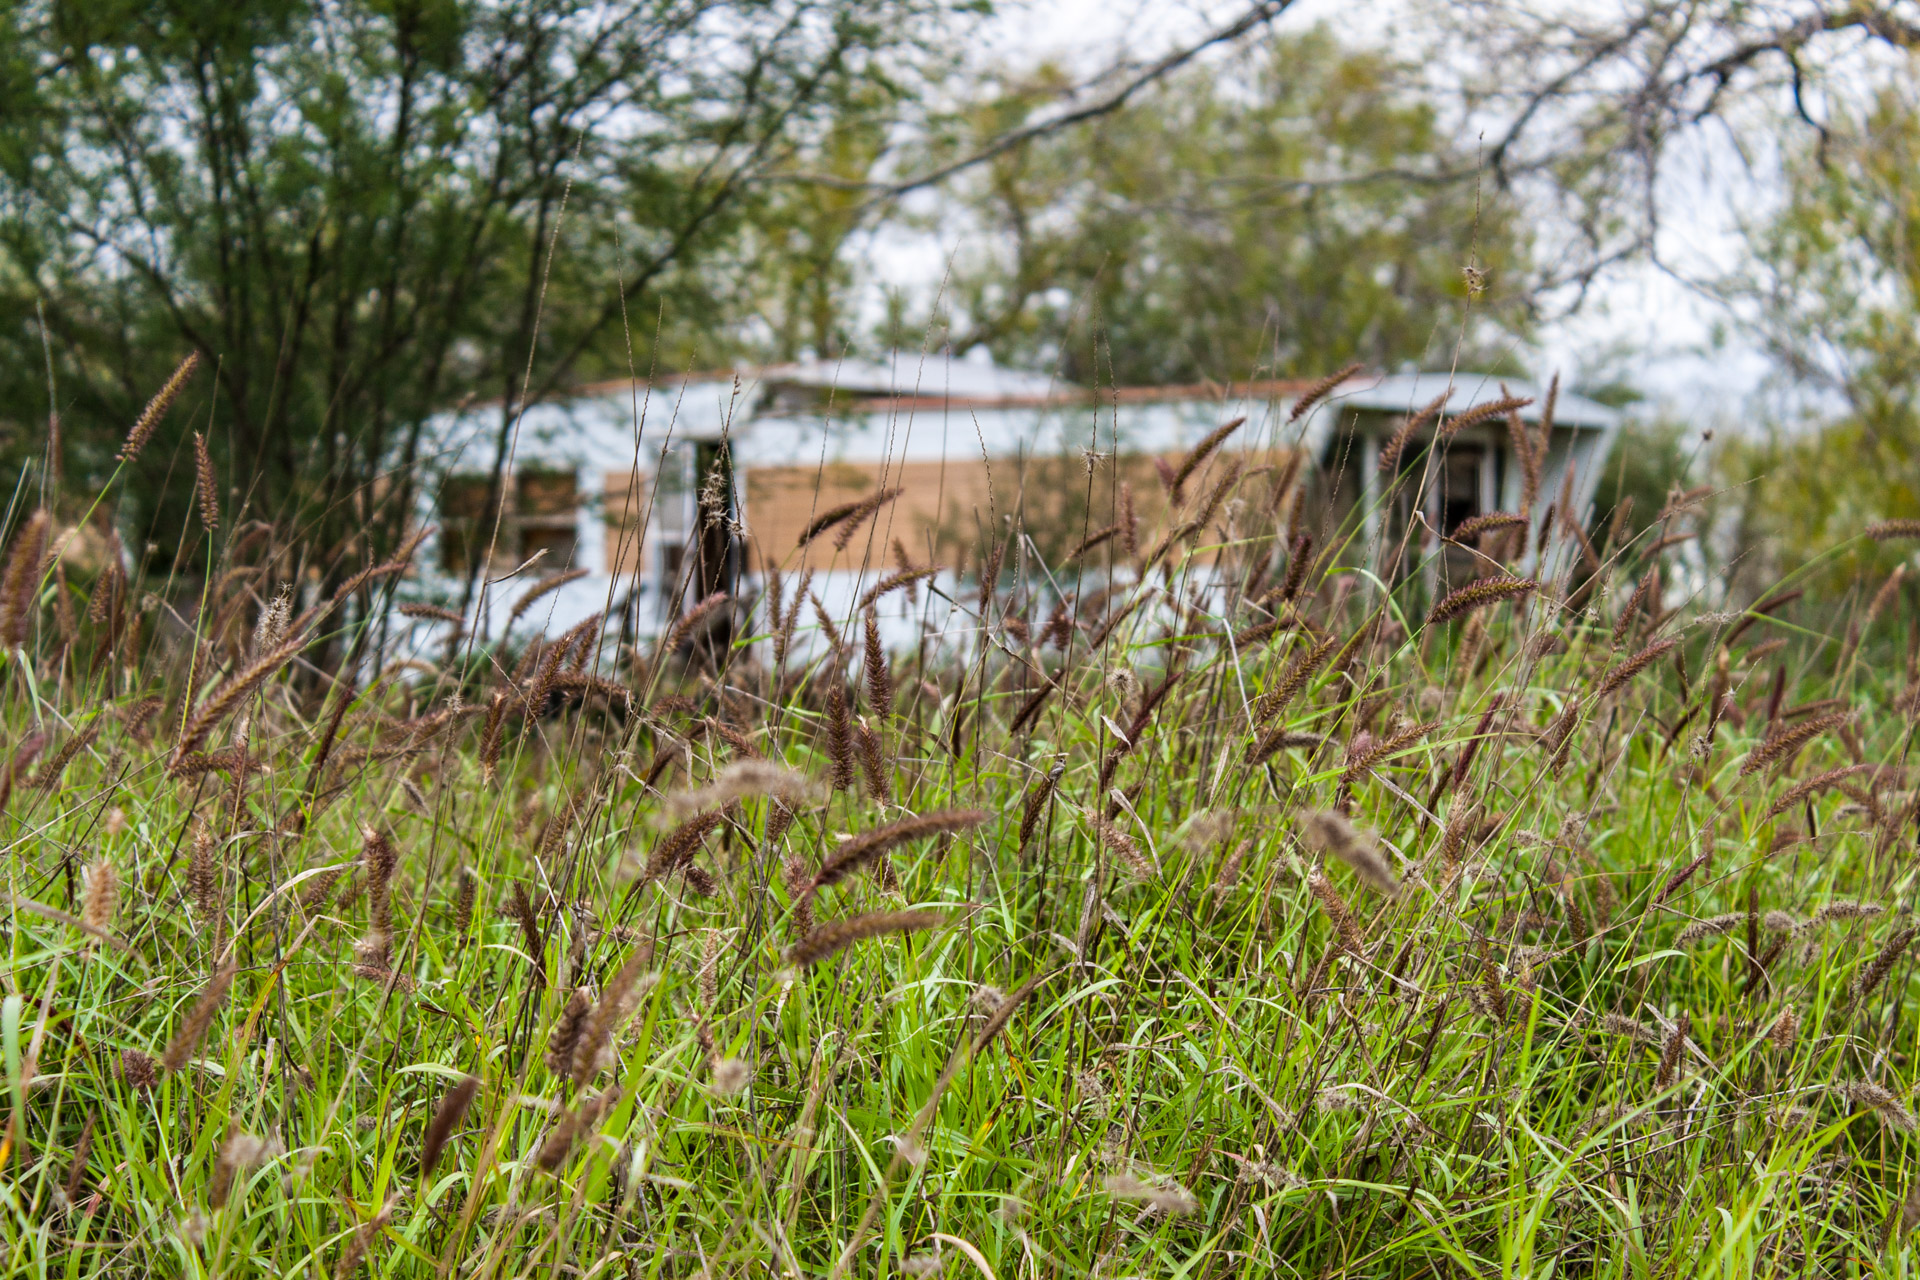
[516,469,579,568]
[521,523,578,566]
[438,469,581,577]
[1372,434,1488,583]
[438,475,496,574]
[1438,445,1485,536]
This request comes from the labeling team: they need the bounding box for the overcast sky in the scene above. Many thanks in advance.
[865,0,1792,428]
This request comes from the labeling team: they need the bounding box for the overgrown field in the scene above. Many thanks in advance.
[9,379,1920,1278]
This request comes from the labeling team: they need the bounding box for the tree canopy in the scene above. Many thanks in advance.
[889,28,1532,386]
[0,0,980,569]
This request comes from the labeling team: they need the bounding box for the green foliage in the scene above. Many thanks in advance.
[0,0,978,570]
[1745,85,1920,425]
[6,417,1920,1275]
[1721,79,1920,590]
[1591,418,1694,552]
[1718,418,1920,597]
[908,27,1531,385]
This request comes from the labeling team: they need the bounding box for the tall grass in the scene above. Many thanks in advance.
[6,362,1920,1278]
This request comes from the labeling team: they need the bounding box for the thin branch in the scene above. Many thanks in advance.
[773,0,1295,207]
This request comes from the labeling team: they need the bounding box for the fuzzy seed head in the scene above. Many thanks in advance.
[1841,1080,1917,1131]
[785,910,944,967]
[1654,1014,1689,1089]
[1814,900,1885,925]
[120,1049,159,1090]
[1599,1013,1655,1041]
[120,351,200,463]
[1298,809,1399,895]
[1102,1172,1200,1215]
[546,988,592,1078]
[710,1057,750,1095]
[1092,815,1158,884]
[1308,873,1365,954]
[1676,913,1744,947]
[1426,576,1537,626]
[81,858,118,934]
[193,433,220,532]
[1769,1007,1799,1052]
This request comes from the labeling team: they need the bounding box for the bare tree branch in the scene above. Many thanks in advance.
[770,0,1296,207]
[515,1,1295,410]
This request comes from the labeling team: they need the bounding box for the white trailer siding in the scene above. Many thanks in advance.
[388,361,1620,658]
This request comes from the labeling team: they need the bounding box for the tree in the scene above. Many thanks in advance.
[882,27,1531,387]
[0,0,982,576]
[1712,79,1920,591]
[1452,0,1920,304]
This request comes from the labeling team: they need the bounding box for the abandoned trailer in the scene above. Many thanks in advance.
[397,354,1620,653]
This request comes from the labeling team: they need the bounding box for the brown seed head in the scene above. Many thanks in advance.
[1253,634,1338,724]
[858,565,940,612]
[811,809,989,895]
[1288,363,1364,424]
[0,510,51,649]
[209,1132,274,1209]
[120,351,201,463]
[1017,761,1064,851]
[162,962,237,1073]
[454,867,476,935]
[1307,873,1365,954]
[193,433,220,532]
[786,909,945,967]
[573,946,658,1089]
[1597,636,1681,699]
[862,609,892,719]
[711,1057,751,1095]
[170,634,307,768]
[1840,1080,1917,1131]
[1675,913,1745,947]
[856,718,892,804]
[1813,900,1885,926]
[506,569,591,631]
[641,809,725,885]
[1167,416,1245,502]
[1436,395,1533,441]
[825,682,856,793]
[1851,925,1917,1006]
[783,852,814,936]
[1376,388,1454,473]
[1426,576,1537,626]
[665,592,729,654]
[1298,809,1399,896]
[813,486,906,551]
[546,988,593,1078]
[1764,764,1875,821]
[1742,710,1851,778]
[1654,1014,1689,1089]
[1092,814,1157,883]
[419,1074,479,1181]
[80,858,118,935]
[1868,565,1906,627]
[120,1048,160,1090]
[1598,1013,1655,1041]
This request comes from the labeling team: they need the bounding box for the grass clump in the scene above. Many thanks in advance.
[8,367,1920,1276]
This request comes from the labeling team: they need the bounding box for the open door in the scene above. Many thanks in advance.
[1373,438,1492,586]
